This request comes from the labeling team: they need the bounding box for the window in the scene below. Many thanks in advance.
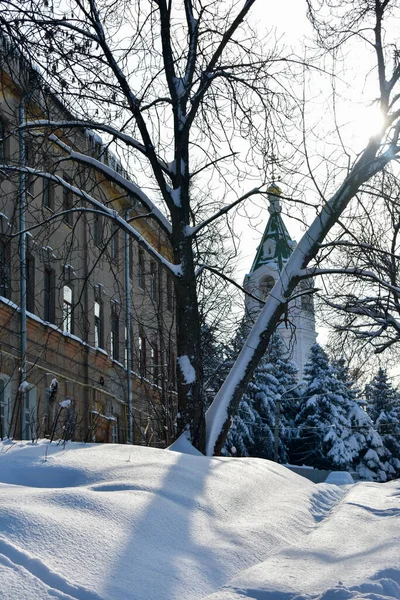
[94,301,103,348]
[150,262,158,301]
[301,293,314,313]
[112,419,118,443]
[42,174,55,210]
[166,272,174,311]
[93,213,102,247]
[110,223,119,262]
[111,310,119,361]
[0,240,10,298]
[138,249,145,289]
[62,175,73,226]
[138,333,146,376]
[62,285,73,333]
[259,276,275,301]
[26,253,35,313]
[44,268,56,323]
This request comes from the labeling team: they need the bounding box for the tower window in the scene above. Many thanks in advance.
[301,293,314,313]
[259,276,275,301]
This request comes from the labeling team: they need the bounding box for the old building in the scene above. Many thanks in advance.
[0,38,177,445]
[243,184,317,378]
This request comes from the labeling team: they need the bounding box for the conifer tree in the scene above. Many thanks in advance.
[366,368,399,421]
[347,402,394,482]
[223,331,300,462]
[365,369,400,478]
[293,344,353,470]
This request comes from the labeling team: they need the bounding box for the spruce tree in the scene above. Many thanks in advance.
[365,369,400,478]
[223,330,300,462]
[366,368,399,422]
[256,333,301,463]
[293,344,353,470]
[347,401,394,482]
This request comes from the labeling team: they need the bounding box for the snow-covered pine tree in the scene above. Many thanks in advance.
[333,359,393,481]
[292,344,354,470]
[223,331,300,462]
[365,369,400,478]
[366,368,399,421]
[267,334,303,463]
[347,401,394,482]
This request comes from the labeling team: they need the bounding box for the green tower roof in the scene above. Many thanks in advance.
[249,184,295,273]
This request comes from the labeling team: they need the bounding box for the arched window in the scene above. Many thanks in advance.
[259,276,275,301]
[301,293,314,313]
[299,280,314,313]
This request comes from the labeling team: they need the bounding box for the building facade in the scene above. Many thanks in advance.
[0,39,177,445]
[243,184,317,378]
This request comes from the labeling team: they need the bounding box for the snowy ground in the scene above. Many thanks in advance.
[0,440,398,600]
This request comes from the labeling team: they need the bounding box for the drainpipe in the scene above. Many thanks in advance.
[18,95,28,439]
[125,208,133,443]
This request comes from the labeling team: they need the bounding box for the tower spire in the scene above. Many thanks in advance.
[249,182,294,273]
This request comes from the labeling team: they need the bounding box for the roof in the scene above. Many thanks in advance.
[249,184,295,273]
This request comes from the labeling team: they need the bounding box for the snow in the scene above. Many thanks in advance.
[0,441,398,600]
[325,471,355,485]
[59,399,71,408]
[177,355,196,384]
[167,433,203,456]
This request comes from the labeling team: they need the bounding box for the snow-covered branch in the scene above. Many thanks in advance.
[46,134,172,236]
[0,164,180,275]
[23,120,171,175]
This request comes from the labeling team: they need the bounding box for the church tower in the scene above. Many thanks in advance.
[243,184,317,378]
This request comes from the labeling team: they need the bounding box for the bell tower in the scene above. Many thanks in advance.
[243,184,317,378]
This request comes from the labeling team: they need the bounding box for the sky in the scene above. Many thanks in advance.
[236,1,312,280]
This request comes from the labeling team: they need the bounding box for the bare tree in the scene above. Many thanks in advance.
[317,169,400,379]
[0,0,400,455]
[0,0,296,452]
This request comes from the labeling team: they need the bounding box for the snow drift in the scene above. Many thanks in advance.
[0,440,398,600]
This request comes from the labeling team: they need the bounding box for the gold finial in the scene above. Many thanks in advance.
[267,182,282,214]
